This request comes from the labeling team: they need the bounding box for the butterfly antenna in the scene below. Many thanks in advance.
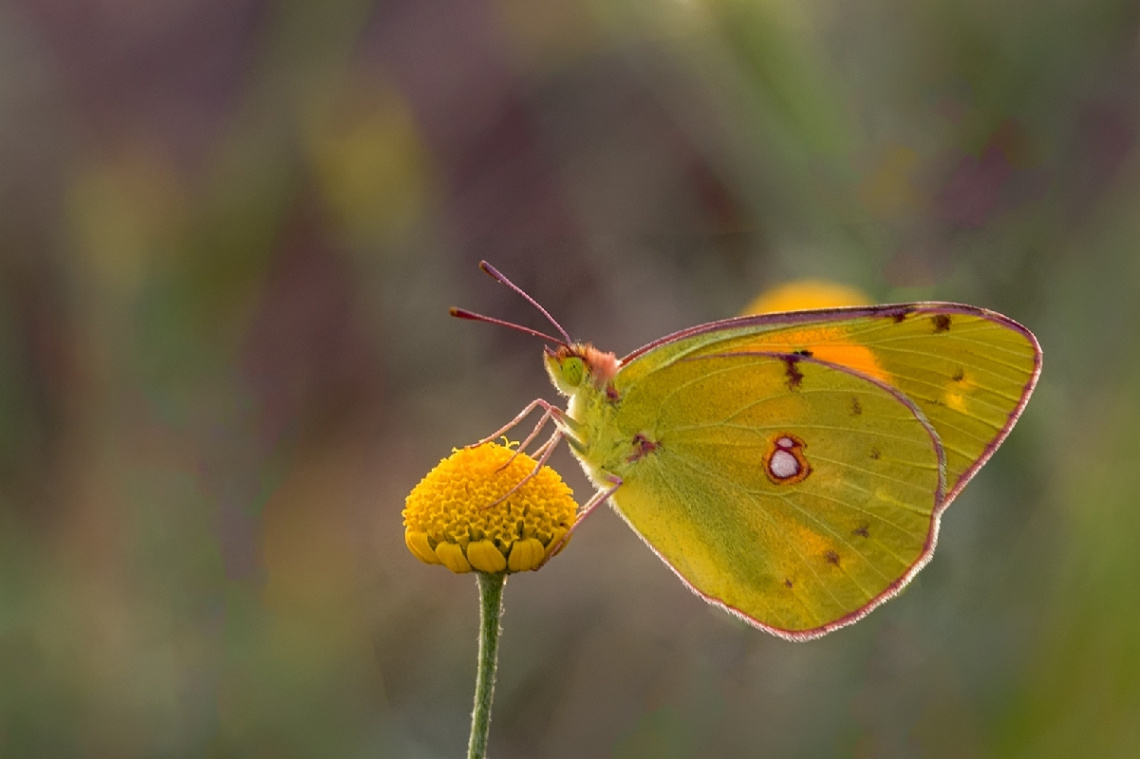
[478,260,573,344]
[449,308,569,347]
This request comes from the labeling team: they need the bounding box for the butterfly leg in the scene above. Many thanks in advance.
[481,429,566,510]
[490,401,579,470]
[499,406,558,470]
[537,475,623,568]
[471,398,563,448]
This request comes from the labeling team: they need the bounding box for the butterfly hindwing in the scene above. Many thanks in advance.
[601,351,946,638]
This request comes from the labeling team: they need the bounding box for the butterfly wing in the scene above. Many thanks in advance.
[601,351,946,639]
[618,304,1040,505]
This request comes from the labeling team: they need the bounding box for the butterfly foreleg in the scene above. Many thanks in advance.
[472,398,563,448]
[491,400,583,470]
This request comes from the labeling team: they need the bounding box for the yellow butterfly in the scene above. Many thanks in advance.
[455,263,1041,640]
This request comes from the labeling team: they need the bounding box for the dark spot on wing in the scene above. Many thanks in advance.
[825,550,841,566]
[853,523,870,538]
[793,348,813,357]
[870,447,881,460]
[932,314,952,332]
[606,384,621,402]
[884,306,914,323]
[784,578,793,588]
[782,355,804,390]
[952,368,965,383]
[851,397,862,416]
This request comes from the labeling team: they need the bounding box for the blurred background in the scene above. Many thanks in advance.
[1,0,1137,756]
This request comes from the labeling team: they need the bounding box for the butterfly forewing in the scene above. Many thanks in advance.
[833,309,1039,500]
[600,352,945,638]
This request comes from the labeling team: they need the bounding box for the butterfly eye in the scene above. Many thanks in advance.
[561,356,586,387]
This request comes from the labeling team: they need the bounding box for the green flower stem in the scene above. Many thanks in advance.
[469,572,506,759]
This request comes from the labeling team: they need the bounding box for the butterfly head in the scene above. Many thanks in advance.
[544,344,619,397]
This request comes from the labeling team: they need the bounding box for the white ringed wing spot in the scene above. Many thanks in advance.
[763,433,811,485]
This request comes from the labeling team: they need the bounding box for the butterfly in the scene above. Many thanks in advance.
[454,262,1041,640]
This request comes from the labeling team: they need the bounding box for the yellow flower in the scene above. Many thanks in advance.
[403,443,578,574]
[741,279,870,315]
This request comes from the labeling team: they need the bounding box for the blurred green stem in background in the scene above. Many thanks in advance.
[469,572,506,759]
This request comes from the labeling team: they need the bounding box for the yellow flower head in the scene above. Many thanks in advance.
[742,279,870,315]
[403,443,578,574]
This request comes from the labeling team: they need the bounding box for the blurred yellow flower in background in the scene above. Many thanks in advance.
[403,443,577,573]
[741,279,871,315]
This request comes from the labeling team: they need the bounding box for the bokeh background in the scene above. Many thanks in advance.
[1,0,1138,756]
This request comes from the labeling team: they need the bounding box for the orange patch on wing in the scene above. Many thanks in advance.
[773,520,838,575]
[811,343,890,385]
[731,326,892,385]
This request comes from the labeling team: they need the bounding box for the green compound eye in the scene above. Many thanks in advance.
[561,356,586,387]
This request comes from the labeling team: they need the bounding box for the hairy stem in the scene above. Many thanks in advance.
[468,572,506,759]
